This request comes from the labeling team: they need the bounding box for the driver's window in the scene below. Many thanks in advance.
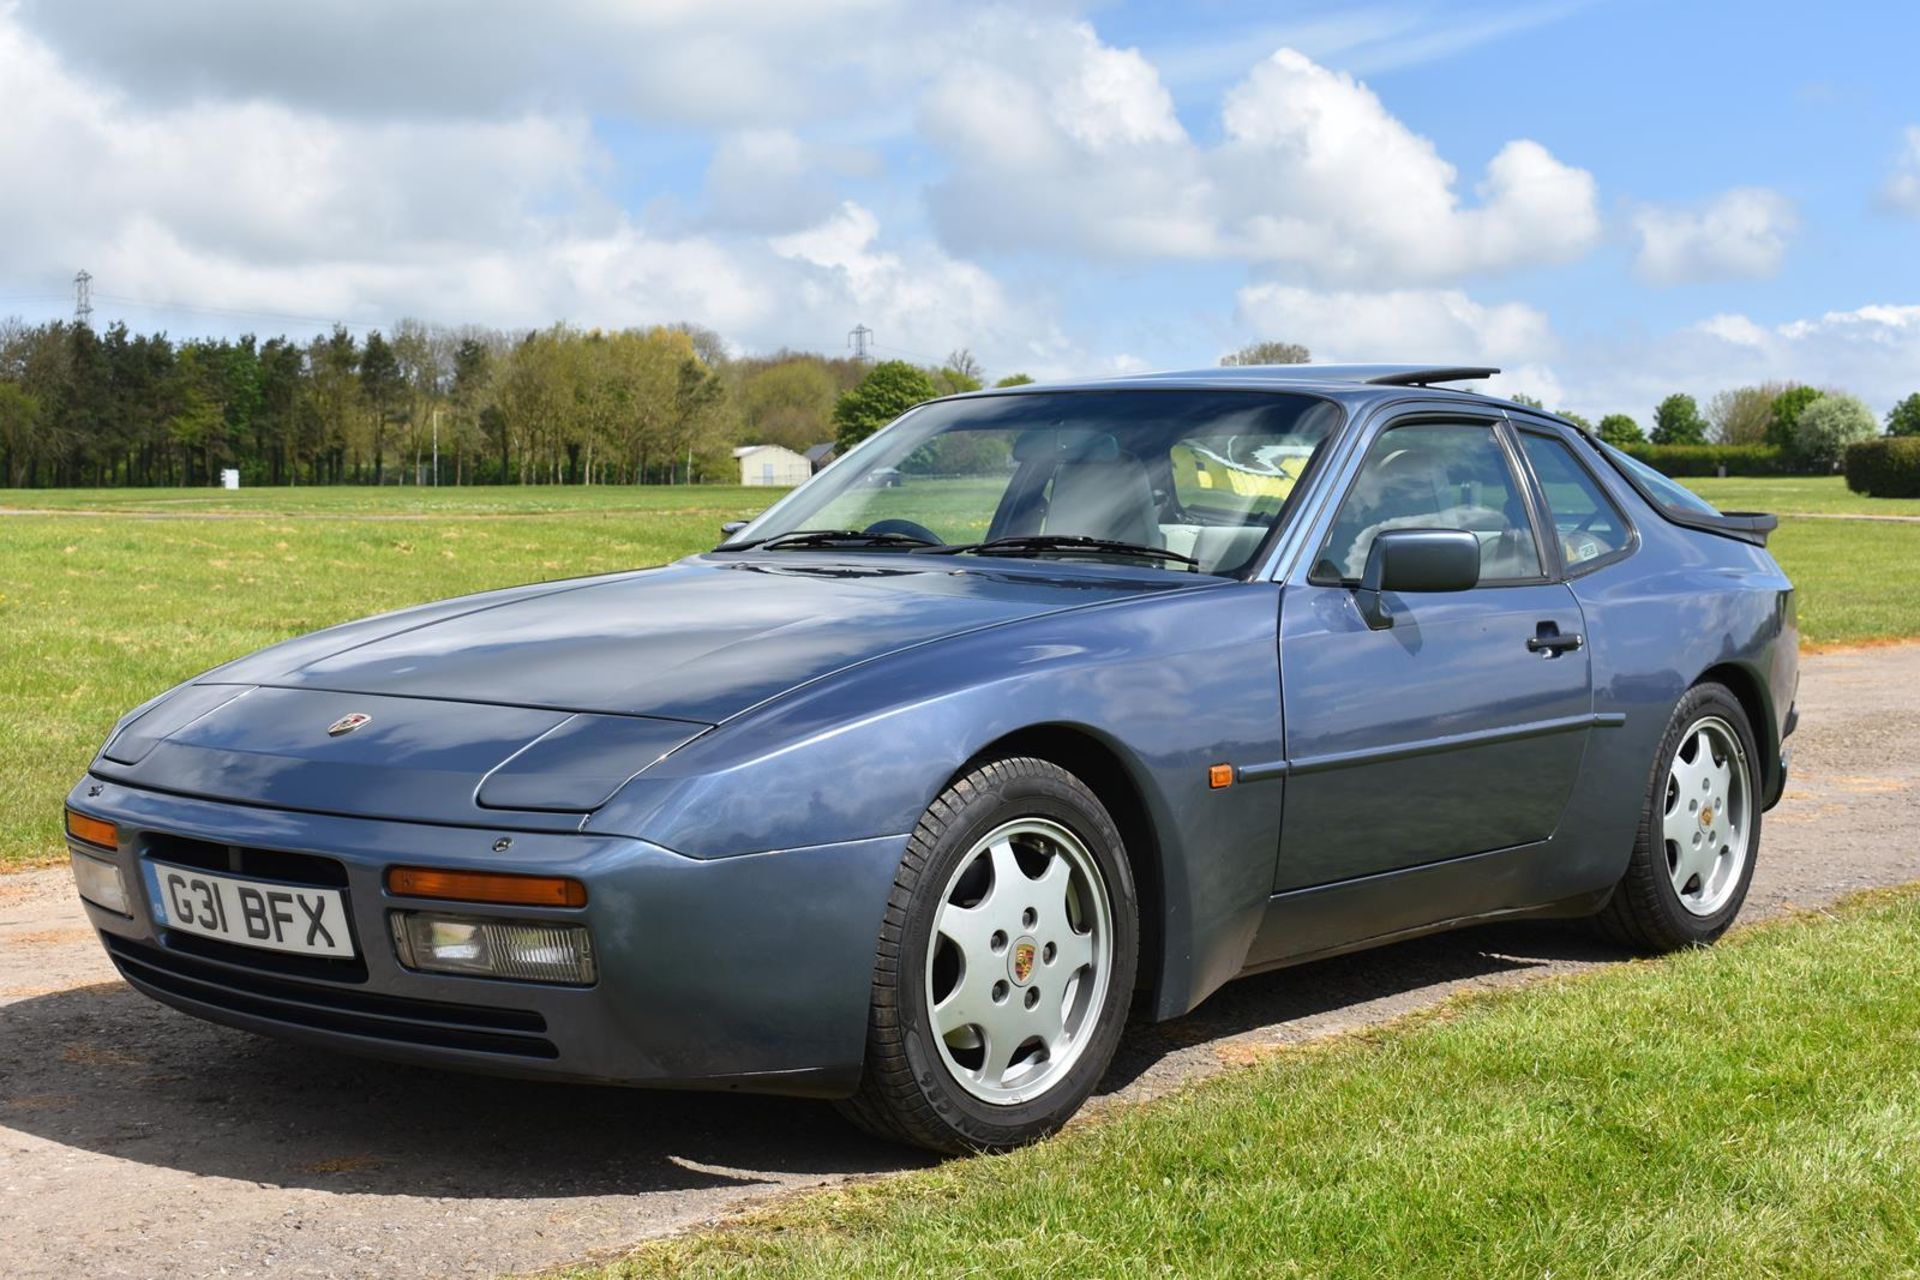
[1316,422,1541,583]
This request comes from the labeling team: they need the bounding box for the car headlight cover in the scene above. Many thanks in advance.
[389,911,596,985]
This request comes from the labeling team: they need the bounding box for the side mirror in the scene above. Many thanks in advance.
[719,520,748,539]
[1354,529,1480,630]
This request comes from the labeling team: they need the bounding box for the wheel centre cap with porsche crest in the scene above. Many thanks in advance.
[326,712,373,737]
[1010,936,1037,985]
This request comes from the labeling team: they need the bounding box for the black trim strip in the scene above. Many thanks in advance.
[1236,710,1625,782]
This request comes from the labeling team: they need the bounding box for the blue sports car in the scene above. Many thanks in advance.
[65,365,1797,1153]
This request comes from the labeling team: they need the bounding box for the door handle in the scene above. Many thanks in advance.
[1526,624,1584,655]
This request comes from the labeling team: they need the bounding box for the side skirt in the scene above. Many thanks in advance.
[1240,840,1614,976]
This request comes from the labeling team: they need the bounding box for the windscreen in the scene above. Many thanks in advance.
[725,390,1342,577]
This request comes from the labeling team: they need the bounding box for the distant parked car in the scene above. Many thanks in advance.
[67,365,1795,1154]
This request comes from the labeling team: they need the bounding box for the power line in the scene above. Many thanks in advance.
[90,292,385,332]
[872,340,945,365]
[1,284,389,333]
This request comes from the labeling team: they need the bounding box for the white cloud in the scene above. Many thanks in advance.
[921,31,1600,284]
[1217,52,1599,282]
[919,18,1216,261]
[1546,304,1920,423]
[770,202,1048,361]
[0,17,598,280]
[11,0,905,128]
[702,130,878,233]
[1230,277,1567,409]
[1227,285,1920,426]
[1631,188,1798,284]
[1151,3,1590,87]
[1234,282,1558,364]
[0,11,1055,369]
[1880,126,1920,217]
[10,0,1908,421]
[1694,313,1772,347]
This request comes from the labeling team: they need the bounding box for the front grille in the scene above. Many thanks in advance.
[161,926,371,983]
[106,934,558,1060]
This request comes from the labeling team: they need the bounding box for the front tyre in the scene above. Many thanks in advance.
[839,757,1138,1154]
[1595,682,1762,952]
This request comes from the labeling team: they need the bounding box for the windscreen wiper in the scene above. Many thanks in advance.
[714,528,940,552]
[930,534,1200,568]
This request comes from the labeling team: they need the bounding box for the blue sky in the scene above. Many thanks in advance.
[1,0,1916,421]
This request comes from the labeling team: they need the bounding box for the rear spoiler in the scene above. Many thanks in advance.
[1662,509,1777,548]
[1574,430,1779,548]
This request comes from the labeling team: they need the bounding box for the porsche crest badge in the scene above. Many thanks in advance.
[326,712,373,737]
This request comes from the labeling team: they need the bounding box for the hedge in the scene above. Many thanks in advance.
[1844,437,1920,498]
[1619,443,1798,477]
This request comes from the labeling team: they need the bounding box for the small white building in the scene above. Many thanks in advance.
[734,444,812,487]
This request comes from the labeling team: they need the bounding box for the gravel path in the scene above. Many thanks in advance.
[4,644,1917,1279]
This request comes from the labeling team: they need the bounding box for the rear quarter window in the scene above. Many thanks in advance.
[1599,441,1723,517]
[1520,432,1634,571]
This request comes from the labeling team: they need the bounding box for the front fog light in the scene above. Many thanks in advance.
[389,911,596,985]
[70,849,130,916]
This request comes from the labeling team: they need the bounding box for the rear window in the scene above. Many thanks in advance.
[1599,442,1722,517]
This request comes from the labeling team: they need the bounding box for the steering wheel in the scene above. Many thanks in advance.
[863,518,944,545]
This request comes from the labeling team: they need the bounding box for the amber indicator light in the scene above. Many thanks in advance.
[65,809,119,849]
[1208,764,1235,790]
[386,866,588,908]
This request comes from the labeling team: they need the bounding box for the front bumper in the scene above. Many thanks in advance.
[65,777,906,1097]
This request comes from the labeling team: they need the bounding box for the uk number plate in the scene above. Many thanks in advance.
[150,862,356,959]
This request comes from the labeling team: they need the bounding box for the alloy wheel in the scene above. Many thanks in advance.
[924,817,1113,1105]
[1661,714,1752,917]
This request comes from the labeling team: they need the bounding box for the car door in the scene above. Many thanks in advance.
[1273,412,1593,891]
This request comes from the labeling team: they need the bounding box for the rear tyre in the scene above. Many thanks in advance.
[838,756,1138,1154]
[1594,682,1761,952]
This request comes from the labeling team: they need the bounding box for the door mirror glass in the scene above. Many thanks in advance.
[1356,529,1480,629]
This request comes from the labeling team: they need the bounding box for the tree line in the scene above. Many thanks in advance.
[8,316,1914,488]
[0,314,1031,489]
[1216,341,1920,474]
[1514,382,1920,473]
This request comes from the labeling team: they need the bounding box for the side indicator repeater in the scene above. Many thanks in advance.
[1209,764,1235,790]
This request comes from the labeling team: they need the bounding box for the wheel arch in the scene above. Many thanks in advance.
[1695,660,1778,800]
[951,723,1168,1012]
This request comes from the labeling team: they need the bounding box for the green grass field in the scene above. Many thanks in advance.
[1,477,1914,868]
[574,888,1920,1280]
[0,484,795,515]
[1686,474,1920,518]
[0,486,784,868]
